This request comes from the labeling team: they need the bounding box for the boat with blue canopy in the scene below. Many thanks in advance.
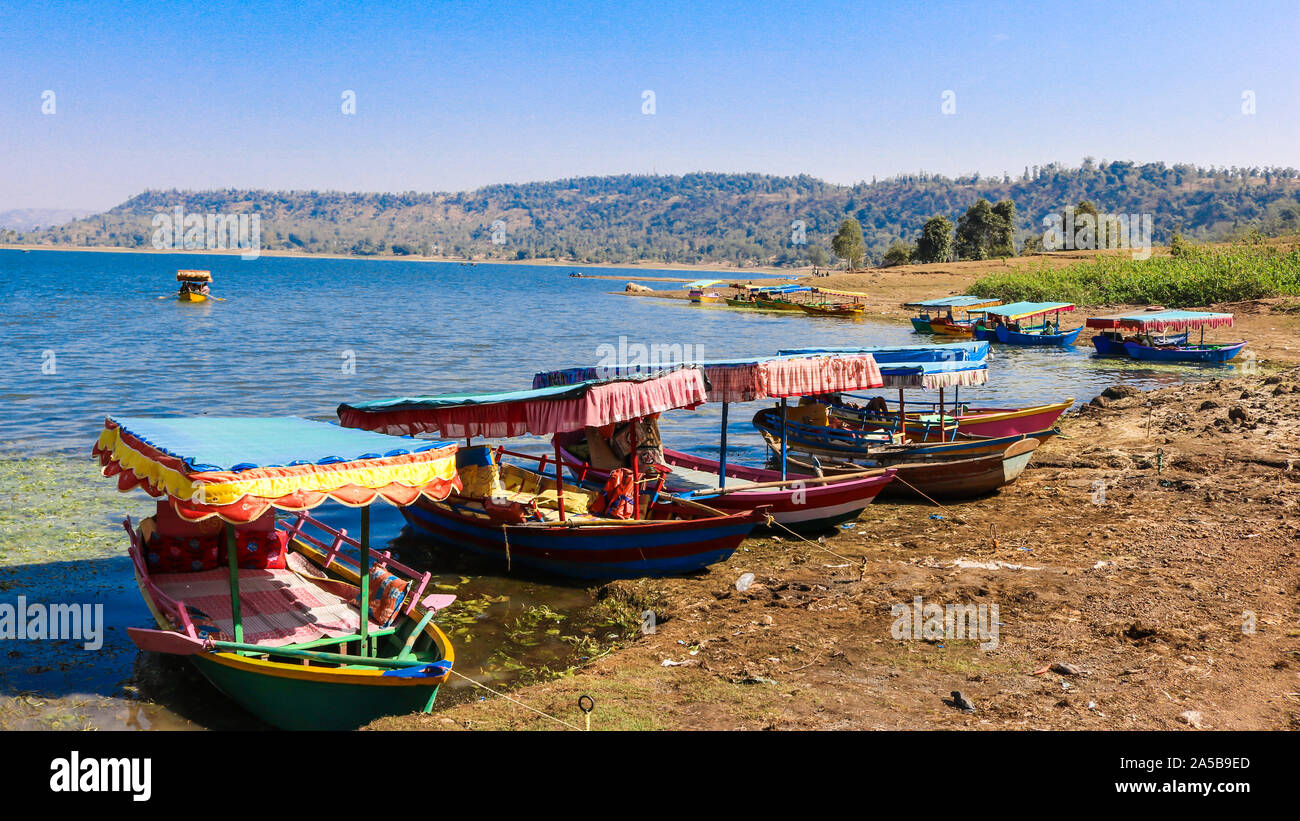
[904,296,1002,334]
[973,301,1081,346]
[96,416,462,730]
[338,369,765,579]
[1085,309,1245,363]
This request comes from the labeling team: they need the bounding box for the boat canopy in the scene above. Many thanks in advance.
[903,295,1001,309]
[682,279,724,289]
[779,341,990,363]
[741,284,812,293]
[176,269,212,282]
[531,354,885,404]
[875,359,989,389]
[93,416,460,524]
[983,301,1075,321]
[1085,309,1234,332]
[340,368,709,439]
[813,287,871,298]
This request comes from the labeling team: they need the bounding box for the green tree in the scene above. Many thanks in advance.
[955,200,996,260]
[991,200,1016,256]
[881,239,912,267]
[914,216,954,263]
[831,218,865,270]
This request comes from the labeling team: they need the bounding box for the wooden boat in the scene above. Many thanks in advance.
[96,416,463,730]
[753,406,1058,461]
[557,442,894,534]
[533,353,896,533]
[176,269,212,302]
[1086,309,1244,363]
[689,289,724,304]
[726,296,758,308]
[339,368,765,579]
[904,296,1001,335]
[775,438,1040,500]
[800,302,864,317]
[827,397,1073,440]
[974,302,1080,346]
[755,297,803,310]
[927,316,975,337]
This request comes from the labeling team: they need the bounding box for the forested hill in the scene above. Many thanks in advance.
[14,161,1300,266]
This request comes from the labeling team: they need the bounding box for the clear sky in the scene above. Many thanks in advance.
[1,0,1297,210]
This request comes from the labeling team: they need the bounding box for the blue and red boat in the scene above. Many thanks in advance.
[338,369,766,579]
[1085,309,1245,364]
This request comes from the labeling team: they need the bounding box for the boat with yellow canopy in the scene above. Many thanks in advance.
[176,269,213,302]
[96,415,462,729]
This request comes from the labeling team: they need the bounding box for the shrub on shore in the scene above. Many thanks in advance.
[969,242,1300,307]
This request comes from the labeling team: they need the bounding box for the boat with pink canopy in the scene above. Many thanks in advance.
[338,368,766,579]
[535,353,899,533]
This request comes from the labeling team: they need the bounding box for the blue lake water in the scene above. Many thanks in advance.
[0,248,1242,728]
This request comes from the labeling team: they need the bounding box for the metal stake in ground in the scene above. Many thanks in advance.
[578,694,595,731]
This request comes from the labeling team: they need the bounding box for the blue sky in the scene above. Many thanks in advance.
[1,0,1296,210]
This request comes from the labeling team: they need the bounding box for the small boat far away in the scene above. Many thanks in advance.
[175,269,213,302]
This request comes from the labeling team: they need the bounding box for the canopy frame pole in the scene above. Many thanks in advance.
[939,386,946,440]
[898,389,907,443]
[225,522,243,645]
[1200,325,1205,346]
[553,439,567,523]
[359,506,371,657]
[630,421,641,520]
[718,402,729,489]
[779,398,788,480]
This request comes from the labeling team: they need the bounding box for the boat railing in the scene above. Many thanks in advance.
[122,517,202,639]
[280,511,432,618]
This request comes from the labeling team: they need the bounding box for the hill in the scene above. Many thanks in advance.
[10,160,1300,266]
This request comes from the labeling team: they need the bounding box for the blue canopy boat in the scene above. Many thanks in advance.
[903,296,1003,334]
[1085,309,1244,363]
[338,369,765,579]
[973,301,1081,346]
[96,416,463,730]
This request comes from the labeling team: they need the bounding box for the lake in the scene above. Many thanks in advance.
[0,249,1236,728]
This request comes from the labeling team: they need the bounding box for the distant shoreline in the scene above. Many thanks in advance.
[0,243,810,276]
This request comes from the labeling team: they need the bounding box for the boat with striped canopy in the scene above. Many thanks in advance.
[338,369,765,579]
[96,416,462,730]
[778,341,1071,441]
[1085,309,1244,362]
[973,301,1081,346]
[533,354,898,533]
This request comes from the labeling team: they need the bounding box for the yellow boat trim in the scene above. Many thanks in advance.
[97,426,458,506]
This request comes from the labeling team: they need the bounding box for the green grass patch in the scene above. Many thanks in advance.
[970,242,1300,307]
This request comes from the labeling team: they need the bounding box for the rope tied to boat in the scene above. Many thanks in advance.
[765,515,858,565]
[448,669,584,731]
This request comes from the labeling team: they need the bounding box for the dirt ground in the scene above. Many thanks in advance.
[370,363,1300,731]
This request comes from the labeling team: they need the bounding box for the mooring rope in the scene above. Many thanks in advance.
[766,516,858,564]
[449,669,584,731]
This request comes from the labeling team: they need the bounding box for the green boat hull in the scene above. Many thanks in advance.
[911,317,934,333]
[193,654,442,730]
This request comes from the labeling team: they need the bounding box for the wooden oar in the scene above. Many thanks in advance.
[690,468,889,498]
[126,627,445,670]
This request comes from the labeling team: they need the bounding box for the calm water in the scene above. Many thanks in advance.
[0,249,1242,729]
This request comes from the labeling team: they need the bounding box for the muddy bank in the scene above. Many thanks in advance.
[371,368,1300,730]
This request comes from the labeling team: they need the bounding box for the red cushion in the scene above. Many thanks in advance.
[223,529,288,570]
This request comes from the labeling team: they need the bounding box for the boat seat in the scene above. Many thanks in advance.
[150,566,385,647]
